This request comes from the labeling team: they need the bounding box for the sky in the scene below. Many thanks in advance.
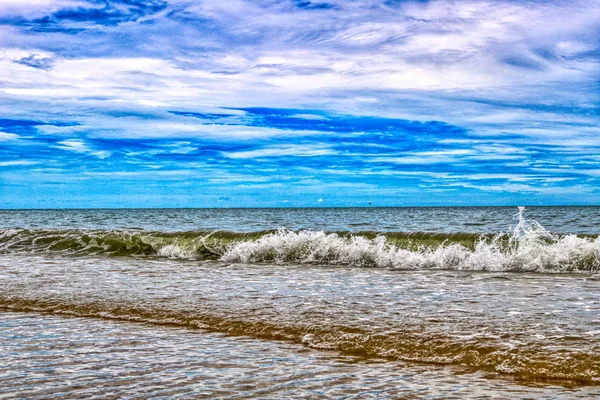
[0,0,599,208]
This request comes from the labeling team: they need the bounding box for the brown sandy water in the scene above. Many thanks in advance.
[1,311,598,399]
[1,253,600,396]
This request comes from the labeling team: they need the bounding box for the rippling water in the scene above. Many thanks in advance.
[1,207,600,397]
[2,313,598,399]
[3,206,600,233]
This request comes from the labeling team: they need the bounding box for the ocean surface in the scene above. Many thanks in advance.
[1,206,600,398]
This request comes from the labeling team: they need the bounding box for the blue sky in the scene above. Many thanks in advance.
[0,0,599,208]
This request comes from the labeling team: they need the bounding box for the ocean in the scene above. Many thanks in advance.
[1,206,600,398]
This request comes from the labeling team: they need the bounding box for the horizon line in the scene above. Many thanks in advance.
[2,205,599,211]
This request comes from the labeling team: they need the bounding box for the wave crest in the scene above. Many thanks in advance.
[2,208,599,272]
[222,228,600,272]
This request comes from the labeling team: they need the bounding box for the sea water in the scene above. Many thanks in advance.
[1,207,600,398]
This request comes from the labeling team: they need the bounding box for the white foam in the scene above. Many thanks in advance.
[156,244,197,259]
[221,209,600,272]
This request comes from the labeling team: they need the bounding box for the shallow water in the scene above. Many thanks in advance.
[2,312,598,399]
[1,207,600,396]
[1,254,600,387]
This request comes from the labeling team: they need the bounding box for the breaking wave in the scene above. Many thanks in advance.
[2,208,599,272]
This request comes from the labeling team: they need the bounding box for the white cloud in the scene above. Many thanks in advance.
[54,140,111,159]
[0,131,19,141]
[55,139,88,152]
[0,0,596,114]
[0,0,88,18]
[0,160,39,167]
[223,145,334,159]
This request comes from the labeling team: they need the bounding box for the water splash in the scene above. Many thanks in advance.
[513,206,528,238]
[511,206,551,241]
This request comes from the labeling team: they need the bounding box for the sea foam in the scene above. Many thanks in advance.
[222,208,600,272]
